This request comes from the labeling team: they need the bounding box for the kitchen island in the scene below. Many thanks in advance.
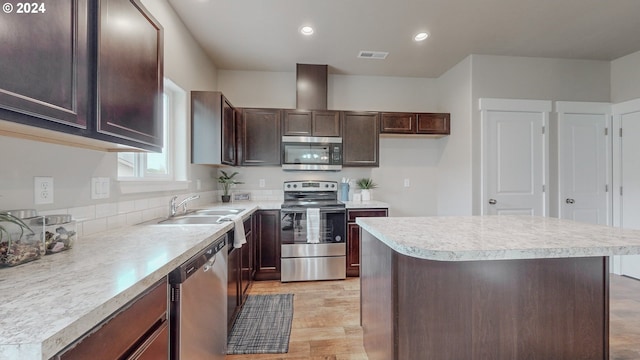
[356,215,640,360]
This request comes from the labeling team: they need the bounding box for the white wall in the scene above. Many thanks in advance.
[469,55,611,214]
[434,56,473,215]
[611,50,640,103]
[0,0,219,231]
[217,70,295,108]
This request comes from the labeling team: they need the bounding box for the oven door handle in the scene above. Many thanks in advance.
[281,208,345,214]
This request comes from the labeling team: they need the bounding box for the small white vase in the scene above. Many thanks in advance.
[361,189,371,201]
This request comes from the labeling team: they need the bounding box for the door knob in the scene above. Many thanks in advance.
[565,198,575,204]
[488,199,497,205]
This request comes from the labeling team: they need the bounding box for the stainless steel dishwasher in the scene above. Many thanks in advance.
[169,234,228,360]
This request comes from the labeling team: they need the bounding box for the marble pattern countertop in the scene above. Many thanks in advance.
[0,204,265,360]
[357,215,640,261]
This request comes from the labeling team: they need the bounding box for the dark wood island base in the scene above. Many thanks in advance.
[361,230,609,360]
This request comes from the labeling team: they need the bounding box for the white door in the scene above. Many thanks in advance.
[557,102,611,225]
[613,99,640,279]
[480,99,550,216]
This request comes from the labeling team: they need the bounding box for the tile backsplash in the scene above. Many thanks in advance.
[32,189,284,237]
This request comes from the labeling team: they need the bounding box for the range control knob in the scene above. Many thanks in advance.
[293,184,297,188]
[286,184,291,188]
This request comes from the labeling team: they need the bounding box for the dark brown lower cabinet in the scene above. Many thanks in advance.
[240,217,253,303]
[56,278,168,360]
[227,246,240,330]
[361,231,609,360]
[346,208,388,277]
[228,216,254,331]
[254,210,281,281]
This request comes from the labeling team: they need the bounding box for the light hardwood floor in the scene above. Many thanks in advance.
[227,275,640,360]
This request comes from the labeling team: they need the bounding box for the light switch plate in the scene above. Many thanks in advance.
[34,176,54,204]
[91,177,110,200]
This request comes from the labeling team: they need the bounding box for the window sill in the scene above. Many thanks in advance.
[118,179,190,194]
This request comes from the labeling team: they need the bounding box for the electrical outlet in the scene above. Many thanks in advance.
[259,179,266,188]
[196,179,202,190]
[34,176,54,204]
[404,178,410,187]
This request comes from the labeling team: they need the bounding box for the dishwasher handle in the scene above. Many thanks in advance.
[169,235,227,284]
[203,254,217,272]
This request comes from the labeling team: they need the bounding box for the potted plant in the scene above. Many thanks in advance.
[217,170,243,203]
[356,178,377,201]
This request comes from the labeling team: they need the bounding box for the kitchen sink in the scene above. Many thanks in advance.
[157,216,226,225]
[190,208,245,216]
[139,208,245,226]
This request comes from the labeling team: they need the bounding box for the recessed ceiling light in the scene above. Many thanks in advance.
[414,32,429,41]
[300,26,314,36]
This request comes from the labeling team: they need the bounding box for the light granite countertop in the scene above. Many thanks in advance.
[0,204,263,360]
[357,215,640,261]
[0,199,388,359]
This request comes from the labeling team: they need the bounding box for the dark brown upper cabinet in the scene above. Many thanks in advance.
[0,0,90,133]
[191,91,236,165]
[380,112,450,136]
[96,0,164,152]
[282,110,340,137]
[342,111,379,167]
[417,113,450,134]
[238,108,281,166]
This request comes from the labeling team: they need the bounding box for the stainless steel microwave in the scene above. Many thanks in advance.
[281,136,342,171]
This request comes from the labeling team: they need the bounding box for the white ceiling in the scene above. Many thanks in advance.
[167,0,640,78]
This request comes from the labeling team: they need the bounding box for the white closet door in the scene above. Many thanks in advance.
[557,102,611,225]
[480,99,550,216]
[613,98,640,279]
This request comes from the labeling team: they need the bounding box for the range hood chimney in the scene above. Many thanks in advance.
[296,64,327,110]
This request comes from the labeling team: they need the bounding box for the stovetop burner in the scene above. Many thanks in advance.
[281,180,345,209]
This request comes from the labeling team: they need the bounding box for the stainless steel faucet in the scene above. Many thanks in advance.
[170,195,200,217]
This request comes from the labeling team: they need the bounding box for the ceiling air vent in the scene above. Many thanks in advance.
[358,50,389,60]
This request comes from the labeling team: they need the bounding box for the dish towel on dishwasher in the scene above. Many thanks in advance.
[306,208,320,243]
[233,215,246,248]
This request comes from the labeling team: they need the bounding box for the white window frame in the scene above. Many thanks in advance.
[117,78,189,194]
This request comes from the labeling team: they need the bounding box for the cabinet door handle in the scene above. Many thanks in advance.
[565,198,575,204]
[488,199,497,205]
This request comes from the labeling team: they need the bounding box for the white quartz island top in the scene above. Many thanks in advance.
[356,215,640,261]
[0,205,261,360]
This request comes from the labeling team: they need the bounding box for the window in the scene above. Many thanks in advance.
[117,78,188,193]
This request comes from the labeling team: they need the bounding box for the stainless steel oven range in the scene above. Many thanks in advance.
[280,180,346,282]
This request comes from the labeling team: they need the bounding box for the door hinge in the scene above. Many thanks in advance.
[542,184,546,192]
[620,128,623,137]
[621,186,623,196]
[542,126,545,134]
[605,127,608,136]
[605,184,609,192]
